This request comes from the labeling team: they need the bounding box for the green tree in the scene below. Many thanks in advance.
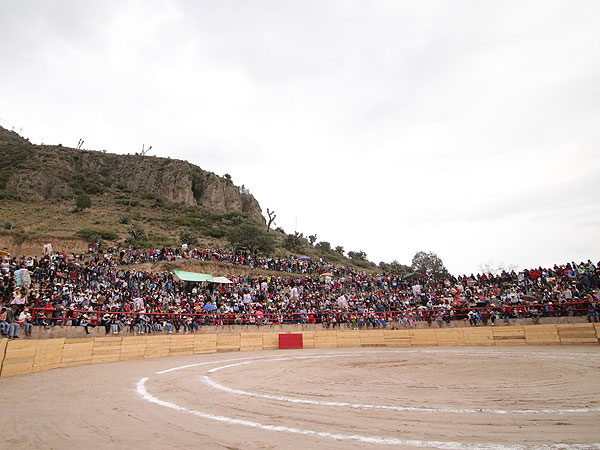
[283,232,304,252]
[348,250,368,261]
[411,251,449,277]
[308,234,317,245]
[334,245,345,256]
[315,241,331,252]
[227,223,275,254]
[379,260,412,275]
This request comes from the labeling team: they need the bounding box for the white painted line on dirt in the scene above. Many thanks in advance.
[156,351,377,375]
[156,348,600,376]
[203,376,600,415]
[136,378,599,450]
[203,354,600,414]
[206,354,352,373]
[155,354,293,374]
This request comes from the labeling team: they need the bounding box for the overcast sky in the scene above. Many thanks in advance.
[1,0,599,275]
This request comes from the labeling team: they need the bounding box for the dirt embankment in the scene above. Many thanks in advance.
[0,234,88,257]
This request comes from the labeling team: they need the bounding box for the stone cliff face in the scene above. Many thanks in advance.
[0,127,265,224]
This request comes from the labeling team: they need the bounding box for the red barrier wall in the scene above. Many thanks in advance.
[279,333,303,349]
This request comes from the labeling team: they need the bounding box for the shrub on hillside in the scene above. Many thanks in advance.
[124,223,149,248]
[77,228,118,243]
[283,233,304,252]
[348,250,368,261]
[0,190,14,200]
[207,224,226,238]
[127,224,147,241]
[315,241,332,253]
[115,196,140,207]
[75,194,92,210]
[80,181,104,195]
[180,231,198,246]
[221,211,248,226]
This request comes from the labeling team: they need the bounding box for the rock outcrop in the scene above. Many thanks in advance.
[0,127,265,224]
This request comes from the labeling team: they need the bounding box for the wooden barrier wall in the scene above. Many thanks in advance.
[1,323,599,377]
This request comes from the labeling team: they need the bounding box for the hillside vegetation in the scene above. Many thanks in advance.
[0,127,378,272]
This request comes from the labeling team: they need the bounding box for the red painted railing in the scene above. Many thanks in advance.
[28,301,598,329]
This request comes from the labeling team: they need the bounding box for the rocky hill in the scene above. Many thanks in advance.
[0,127,378,273]
[0,126,264,223]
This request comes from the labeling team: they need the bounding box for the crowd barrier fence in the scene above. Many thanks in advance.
[26,301,598,330]
[1,323,599,377]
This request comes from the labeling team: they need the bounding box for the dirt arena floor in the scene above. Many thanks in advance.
[1,346,599,449]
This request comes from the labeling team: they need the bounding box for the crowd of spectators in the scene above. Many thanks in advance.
[1,245,599,339]
[86,242,344,275]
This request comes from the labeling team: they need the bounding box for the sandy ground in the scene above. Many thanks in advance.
[1,347,599,450]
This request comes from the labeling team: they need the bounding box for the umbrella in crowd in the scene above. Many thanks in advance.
[202,304,217,311]
[298,256,311,260]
